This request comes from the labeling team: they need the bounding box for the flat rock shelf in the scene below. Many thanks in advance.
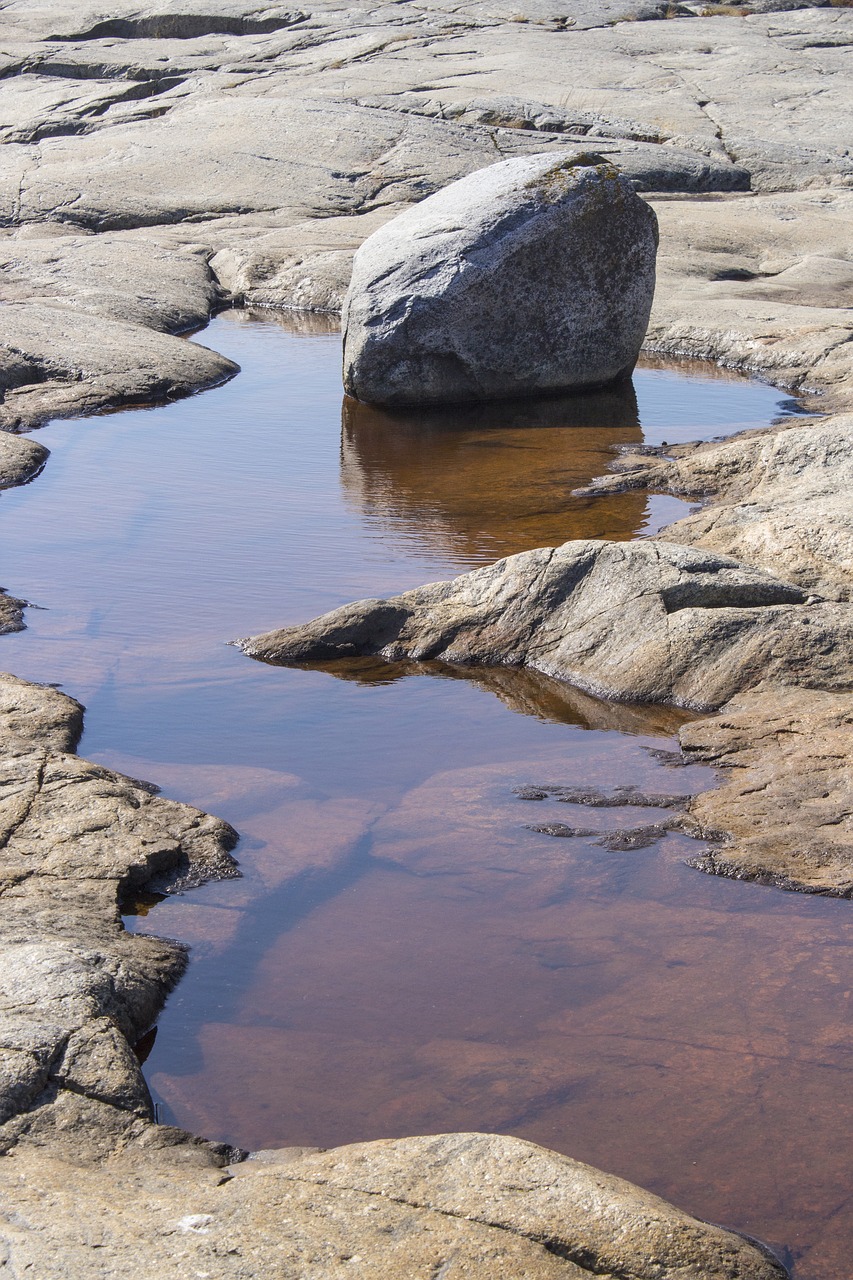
[1,312,848,1280]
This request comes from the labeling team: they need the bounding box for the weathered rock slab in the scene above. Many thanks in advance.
[0,672,238,1147]
[0,2,849,1274]
[0,1131,787,1279]
[342,153,658,405]
[681,685,853,895]
[0,235,223,333]
[236,538,853,710]
[0,301,239,431]
[579,413,853,601]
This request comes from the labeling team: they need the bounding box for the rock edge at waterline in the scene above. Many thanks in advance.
[341,154,658,406]
[0,671,238,1154]
[236,538,844,711]
[0,1129,789,1279]
[237,521,853,895]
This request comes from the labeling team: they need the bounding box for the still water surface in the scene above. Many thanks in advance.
[1,311,849,1279]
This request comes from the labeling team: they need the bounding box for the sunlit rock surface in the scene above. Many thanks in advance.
[580,413,853,602]
[236,538,847,710]
[0,2,851,1276]
[342,155,658,405]
[0,1130,787,1280]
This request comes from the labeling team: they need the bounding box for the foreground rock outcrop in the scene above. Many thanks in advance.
[342,153,658,405]
[0,299,239,432]
[0,1131,787,1280]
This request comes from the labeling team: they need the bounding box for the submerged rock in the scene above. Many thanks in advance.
[342,153,658,406]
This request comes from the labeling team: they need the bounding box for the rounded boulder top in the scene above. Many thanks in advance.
[342,152,659,407]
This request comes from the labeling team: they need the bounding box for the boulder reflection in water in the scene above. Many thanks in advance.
[341,384,648,565]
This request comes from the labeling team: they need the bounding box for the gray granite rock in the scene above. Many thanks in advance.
[342,154,658,405]
[235,539,853,711]
[0,672,238,1146]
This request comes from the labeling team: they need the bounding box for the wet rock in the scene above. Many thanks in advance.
[0,430,48,490]
[527,820,679,848]
[235,539,851,712]
[0,590,28,636]
[342,154,658,405]
[514,783,690,808]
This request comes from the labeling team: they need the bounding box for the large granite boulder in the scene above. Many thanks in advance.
[342,153,659,406]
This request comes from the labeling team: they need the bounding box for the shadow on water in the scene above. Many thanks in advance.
[0,309,842,1280]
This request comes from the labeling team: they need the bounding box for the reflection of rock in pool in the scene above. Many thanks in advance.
[340,384,649,564]
[283,655,695,737]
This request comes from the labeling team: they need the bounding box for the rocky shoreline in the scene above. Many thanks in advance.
[0,0,851,1275]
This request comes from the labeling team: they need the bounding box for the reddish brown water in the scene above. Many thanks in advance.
[0,310,846,1279]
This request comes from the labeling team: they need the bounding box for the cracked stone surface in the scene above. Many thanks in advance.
[0,0,851,427]
[578,413,853,602]
[680,686,853,896]
[0,672,238,1151]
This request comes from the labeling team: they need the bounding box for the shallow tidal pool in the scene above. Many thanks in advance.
[1,310,850,1280]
